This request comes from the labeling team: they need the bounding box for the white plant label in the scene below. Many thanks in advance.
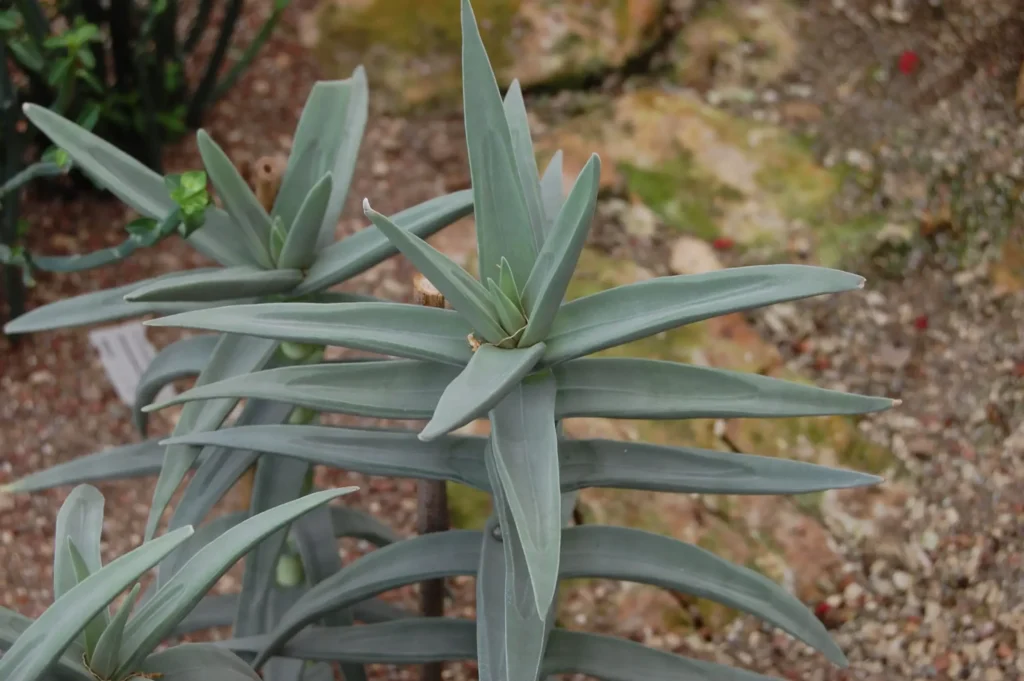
[88,322,175,406]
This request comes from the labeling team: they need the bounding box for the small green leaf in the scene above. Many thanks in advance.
[65,540,107,656]
[363,200,507,344]
[519,154,600,346]
[89,583,141,680]
[496,257,521,307]
[277,173,333,269]
[420,343,545,441]
[486,279,526,336]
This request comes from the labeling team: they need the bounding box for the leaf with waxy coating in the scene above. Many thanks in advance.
[134,334,219,435]
[542,265,866,365]
[53,485,105,603]
[135,644,261,681]
[539,151,564,231]
[502,80,545,250]
[148,303,474,367]
[486,279,527,336]
[0,526,193,681]
[363,201,507,344]
[125,266,302,302]
[89,583,141,680]
[420,343,545,441]
[278,174,333,269]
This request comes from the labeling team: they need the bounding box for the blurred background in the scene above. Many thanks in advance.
[2,1,1022,680]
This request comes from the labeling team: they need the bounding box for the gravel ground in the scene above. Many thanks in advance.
[3,1,1023,680]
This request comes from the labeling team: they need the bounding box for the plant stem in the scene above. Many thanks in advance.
[414,273,449,681]
[185,0,242,127]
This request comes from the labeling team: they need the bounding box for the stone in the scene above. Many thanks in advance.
[311,0,668,111]
[669,236,723,275]
[892,570,913,591]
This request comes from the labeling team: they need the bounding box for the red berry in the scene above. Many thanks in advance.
[898,50,920,75]
[913,315,928,330]
[712,236,735,251]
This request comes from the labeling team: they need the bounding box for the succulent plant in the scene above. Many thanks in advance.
[127,1,899,678]
[0,484,355,681]
[2,66,473,544]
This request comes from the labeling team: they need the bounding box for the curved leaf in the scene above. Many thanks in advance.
[278,174,333,269]
[295,189,474,296]
[253,530,483,667]
[137,644,261,681]
[53,486,105,603]
[2,269,227,334]
[328,506,400,546]
[146,359,457,420]
[560,526,847,666]
[157,513,246,591]
[126,267,302,303]
[89,583,141,680]
[161,425,490,492]
[363,201,507,344]
[553,358,896,419]
[539,151,564,230]
[543,265,866,365]
[520,154,600,346]
[502,80,545,248]
[543,629,779,681]
[420,343,545,441]
[461,0,537,283]
[0,526,193,681]
[0,608,91,681]
[117,488,358,676]
[134,334,219,435]
[150,302,474,366]
[22,104,250,268]
[487,372,561,614]
[146,334,280,540]
[197,129,274,268]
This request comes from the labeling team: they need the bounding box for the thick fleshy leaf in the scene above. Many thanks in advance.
[117,488,357,676]
[553,358,896,419]
[560,526,847,665]
[89,583,141,680]
[519,154,600,346]
[2,269,227,334]
[486,278,527,336]
[502,80,545,249]
[234,455,310,637]
[64,540,108,655]
[330,506,400,546]
[0,607,91,681]
[542,630,779,681]
[146,335,280,540]
[488,372,561,614]
[274,69,368,249]
[53,486,105,605]
[125,267,302,303]
[0,439,180,494]
[253,530,483,667]
[543,265,866,365]
[156,513,245,592]
[224,618,476,664]
[497,257,521,307]
[461,0,537,283]
[559,439,881,494]
[149,302,474,366]
[0,526,193,681]
[136,644,261,681]
[539,151,564,231]
[363,201,507,344]
[22,104,248,267]
[197,129,274,268]
[146,359,456,420]
[278,174,334,270]
[161,425,490,490]
[134,334,219,435]
[420,343,545,441]
[163,399,295,538]
[294,190,474,296]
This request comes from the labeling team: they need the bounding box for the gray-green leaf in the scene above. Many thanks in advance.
[502,80,545,250]
[135,644,262,681]
[125,267,302,302]
[53,486,105,603]
[134,334,219,435]
[539,151,564,231]
[89,583,141,680]
[420,343,545,441]
[277,174,333,269]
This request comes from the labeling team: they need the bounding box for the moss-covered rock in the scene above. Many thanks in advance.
[309,0,668,112]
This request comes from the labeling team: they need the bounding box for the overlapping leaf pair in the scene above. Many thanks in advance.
[0,484,353,681]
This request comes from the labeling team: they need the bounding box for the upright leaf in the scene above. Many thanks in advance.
[146,334,280,540]
[519,154,600,346]
[487,371,561,614]
[53,486,105,602]
[197,129,274,267]
[539,151,564,231]
[502,80,545,249]
[89,584,142,680]
[363,201,507,344]
[0,526,193,681]
[65,541,108,655]
[277,174,333,269]
[420,343,545,441]
[117,488,357,676]
[461,0,537,283]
